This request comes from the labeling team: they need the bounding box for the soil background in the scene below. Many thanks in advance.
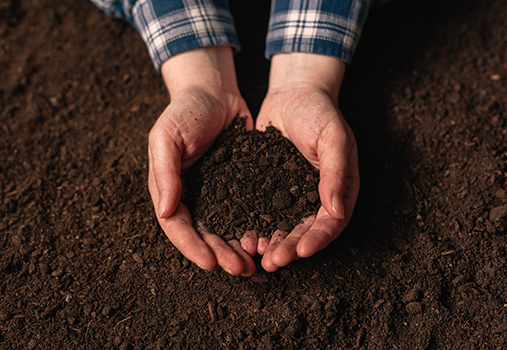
[1,0,507,349]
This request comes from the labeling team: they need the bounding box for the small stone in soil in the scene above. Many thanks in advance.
[405,301,423,314]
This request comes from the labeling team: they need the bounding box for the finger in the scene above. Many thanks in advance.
[342,144,360,220]
[157,204,216,270]
[242,114,255,131]
[318,127,358,221]
[237,100,254,131]
[296,207,346,258]
[270,214,316,267]
[228,240,256,277]
[148,150,160,206]
[240,230,258,257]
[261,230,289,272]
[257,236,270,255]
[196,224,245,275]
[254,117,266,131]
[224,102,254,131]
[148,124,182,219]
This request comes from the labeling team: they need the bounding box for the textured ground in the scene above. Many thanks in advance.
[1,0,506,349]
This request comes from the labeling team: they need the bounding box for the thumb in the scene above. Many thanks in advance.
[148,129,182,219]
[317,130,356,221]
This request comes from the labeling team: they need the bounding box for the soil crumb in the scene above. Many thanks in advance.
[184,117,320,239]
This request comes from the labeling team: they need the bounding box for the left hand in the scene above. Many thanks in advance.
[148,46,257,276]
[256,53,360,272]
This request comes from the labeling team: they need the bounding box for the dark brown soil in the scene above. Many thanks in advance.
[184,117,320,239]
[1,0,507,349]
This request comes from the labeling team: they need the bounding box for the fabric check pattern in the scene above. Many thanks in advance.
[132,0,240,70]
[90,0,382,71]
[266,0,372,64]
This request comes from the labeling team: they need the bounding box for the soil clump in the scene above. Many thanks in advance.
[184,117,320,239]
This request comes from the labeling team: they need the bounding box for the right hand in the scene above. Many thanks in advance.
[255,53,360,272]
[148,46,257,276]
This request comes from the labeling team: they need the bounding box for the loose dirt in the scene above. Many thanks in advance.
[184,117,320,239]
[1,0,506,349]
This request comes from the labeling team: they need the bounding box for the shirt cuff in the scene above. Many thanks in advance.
[265,0,372,64]
[132,0,240,71]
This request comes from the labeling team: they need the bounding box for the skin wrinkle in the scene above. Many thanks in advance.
[284,89,337,162]
[195,222,210,237]
[201,234,243,267]
[179,89,248,139]
[268,55,343,101]
[165,90,224,168]
[165,216,192,229]
[149,117,184,162]
[318,137,352,178]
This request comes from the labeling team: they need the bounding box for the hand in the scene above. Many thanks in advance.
[148,46,257,276]
[256,53,360,272]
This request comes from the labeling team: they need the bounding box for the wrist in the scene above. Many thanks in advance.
[268,53,346,100]
[160,45,240,98]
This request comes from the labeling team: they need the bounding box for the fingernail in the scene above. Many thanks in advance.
[196,264,208,270]
[158,192,167,218]
[332,193,345,219]
[222,267,233,275]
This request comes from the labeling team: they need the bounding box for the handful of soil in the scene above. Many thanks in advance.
[183,117,320,240]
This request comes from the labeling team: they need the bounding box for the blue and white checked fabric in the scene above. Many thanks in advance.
[91,0,137,21]
[132,0,240,70]
[91,0,383,71]
[266,0,372,64]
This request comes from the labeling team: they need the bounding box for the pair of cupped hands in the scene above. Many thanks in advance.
[148,46,360,277]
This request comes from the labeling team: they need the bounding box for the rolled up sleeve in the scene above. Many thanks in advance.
[91,0,240,71]
[265,0,373,63]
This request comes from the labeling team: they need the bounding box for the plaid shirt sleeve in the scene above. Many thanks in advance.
[265,0,373,63]
[91,0,379,70]
[90,0,240,72]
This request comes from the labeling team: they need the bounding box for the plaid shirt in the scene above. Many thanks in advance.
[91,0,383,71]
